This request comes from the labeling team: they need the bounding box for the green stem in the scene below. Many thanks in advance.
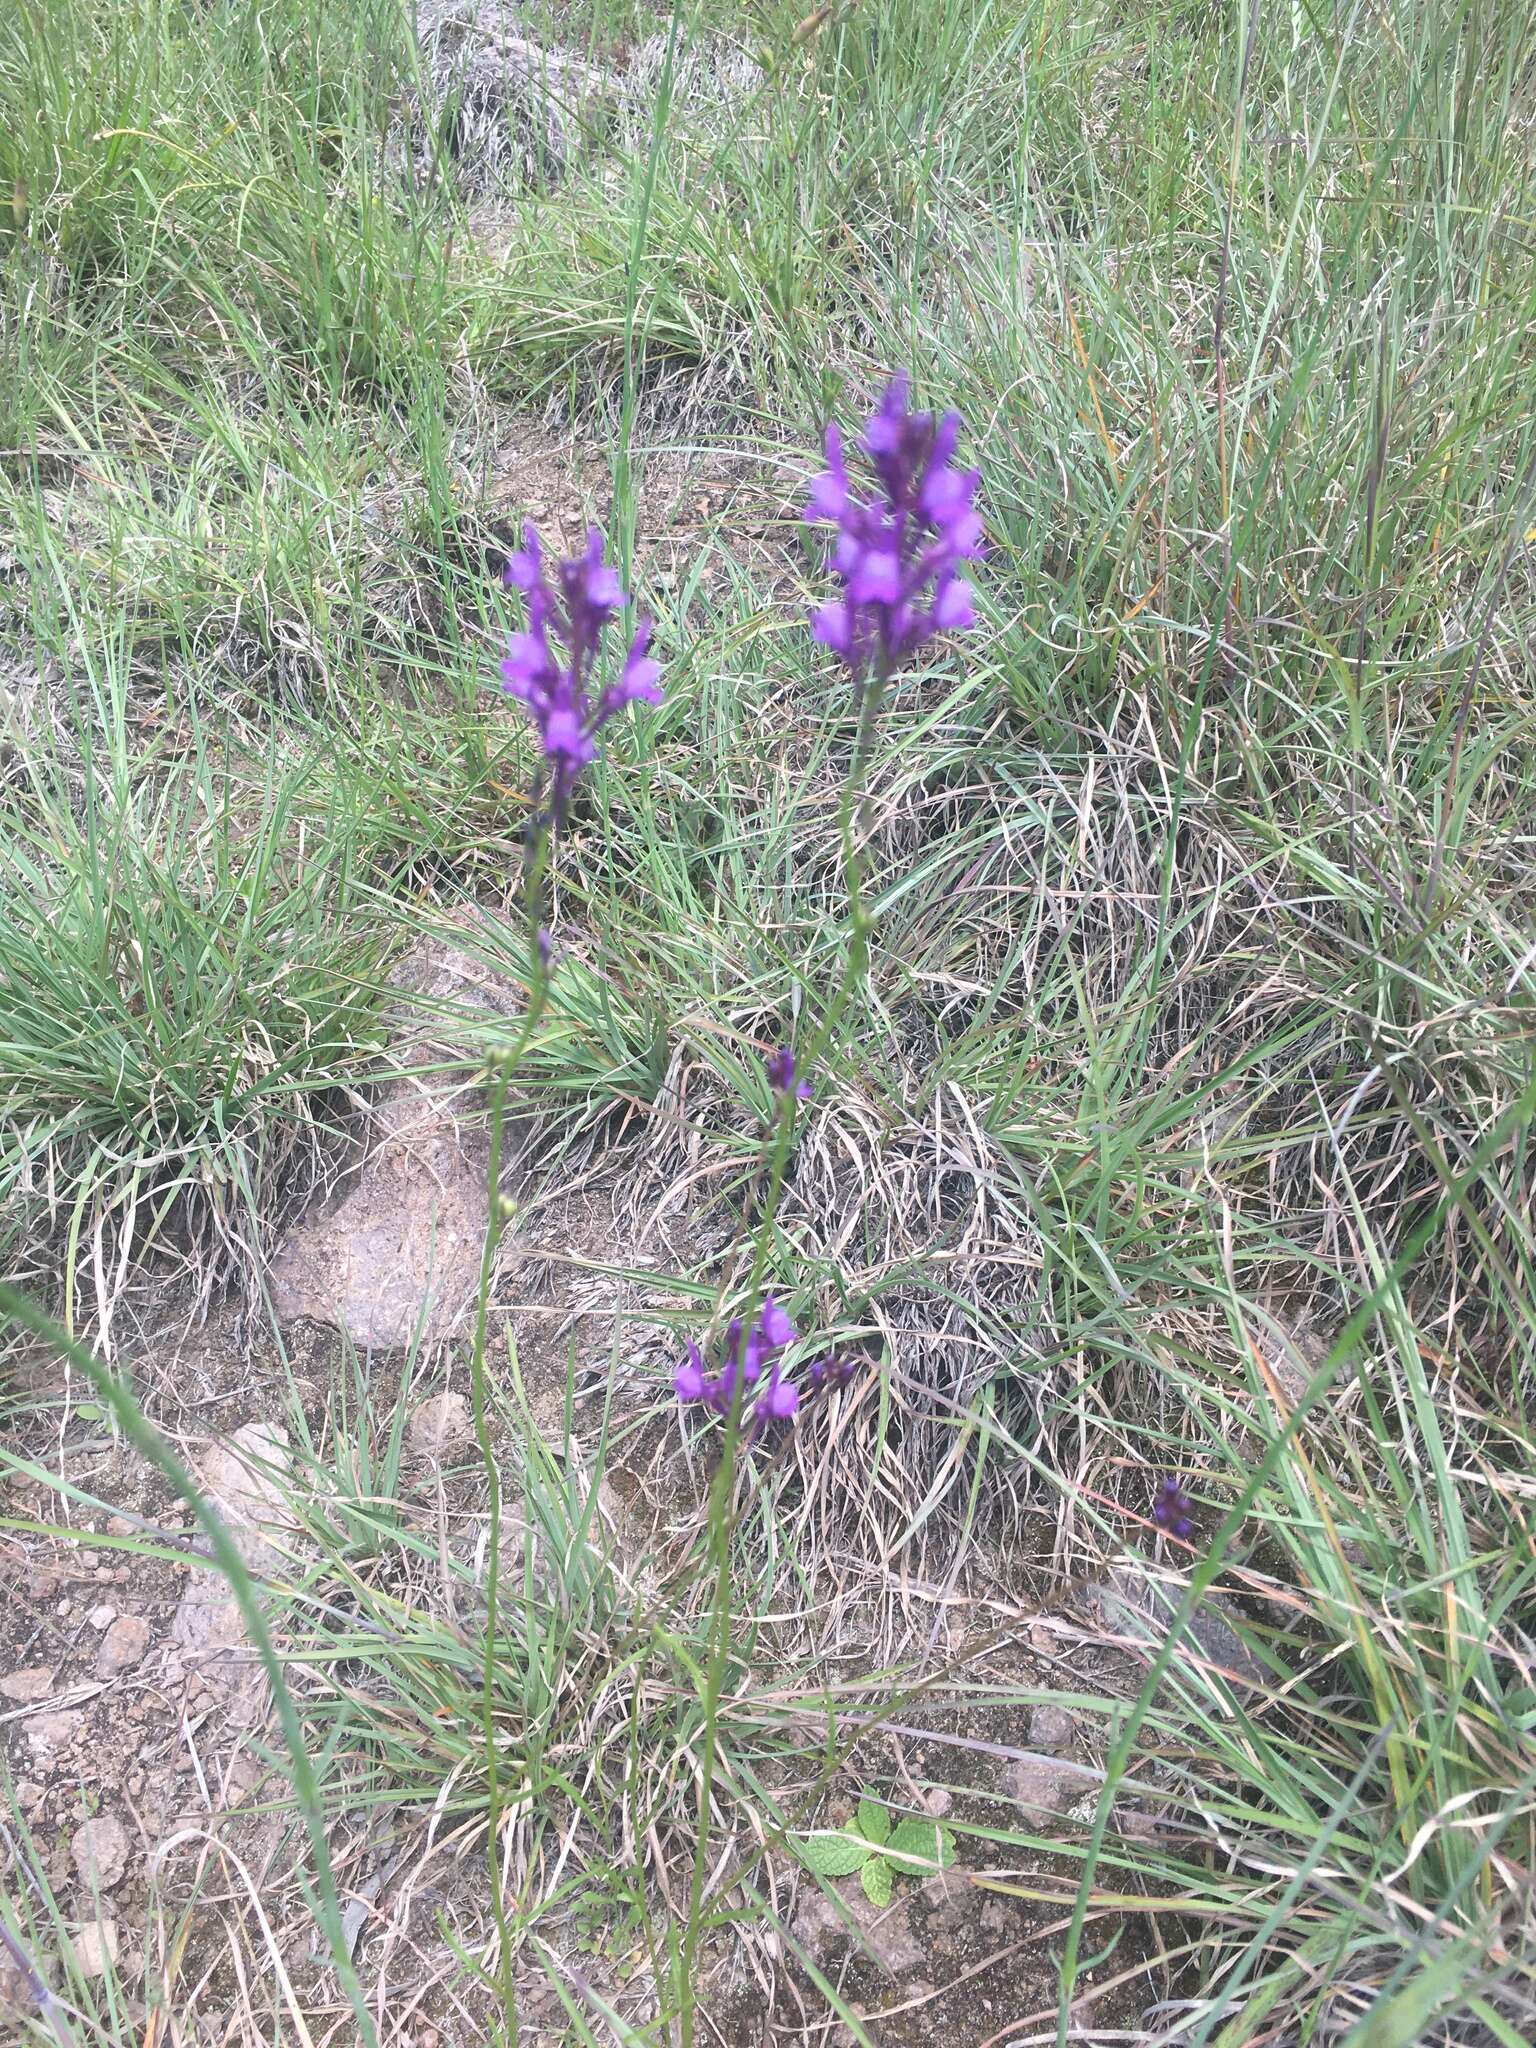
[677,665,887,2041]
[468,823,554,2046]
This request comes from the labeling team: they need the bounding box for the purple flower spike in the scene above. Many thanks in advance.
[1152,1477,1196,1543]
[673,1297,798,1429]
[498,522,663,831]
[766,1046,813,1100]
[804,375,982,680]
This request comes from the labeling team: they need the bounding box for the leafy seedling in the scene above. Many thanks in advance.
[790,1796,957,1906]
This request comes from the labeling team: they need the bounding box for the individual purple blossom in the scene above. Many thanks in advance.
[752,1362,800,1426]
[766,1046,813,1100]
[499,524,663,830]
[1152,1477,1196,1542]
[673,1341,709,1404]
[804,374,982,680]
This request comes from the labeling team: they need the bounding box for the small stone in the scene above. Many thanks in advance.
[56,1599,72,1618]
[77,1550,100,1571]
[87,1604,117,1630]
[921,1785,953,1816]
[96,1614,151,1678]
[25,1710,82,1762]
[70,1922,118,1979]
[409,1391,475,1460]
[1004,1754,1096,1820]
[95,1566,114,1583]
[1029,1702,1076,1753]
[106,1515,136,1538]
[113,1566,131,1583]
[14,1780,44,1812]
[73,1815,130,1891]
[1089,1564,1267,1699]
[0,1667,55,1704]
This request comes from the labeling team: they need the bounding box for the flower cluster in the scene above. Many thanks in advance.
[675,1298,799,1425]
[673,1298,863,1431]
[805,374,983,679]
[500,524,662,831]
[1152,1477,1196,1542]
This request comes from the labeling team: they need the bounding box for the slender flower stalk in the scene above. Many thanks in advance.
[806,377,984,1059]
[472,525,663,2038]
[677,378,981,2044]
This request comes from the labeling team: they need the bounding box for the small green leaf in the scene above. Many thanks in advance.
[860,1855,893,1907]
[886,1818,956,1871]
[72,1401,105,1423]
[792,1831,871,1876]
[856,1796,890,1845]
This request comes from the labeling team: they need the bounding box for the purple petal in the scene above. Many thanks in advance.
[758,1297,795,1349]
[932,577,975,632]
[849,546,901,605]
[862,374,911,456]
[811,601,853,656]
[620,621,664,704]
[674,1343,709,1402]
[504,521,543,590]
[805,424,850,522]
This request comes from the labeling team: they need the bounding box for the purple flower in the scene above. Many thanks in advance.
[767,1046,813,1100]
[674,1298,798,1422]
[674,1341,709,1404]
[499,525,663,830]
[805,1353,858,1394]
[753,1363,800,1426]
[1152,1477,1196,1542]
[804,375,982,680]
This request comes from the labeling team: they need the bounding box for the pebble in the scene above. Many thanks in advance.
[106,1515,136,1538]
[87,1604,117,1630]
[1029,1702,1076,1753]
[70,1922,118,1979]
[14,1780,44,1813]
[96,1615,151,1678]
[72,1816,130,1891]
[25,1711,82,1762]
[0,1666,55,1704]
[408,1390,475,1459]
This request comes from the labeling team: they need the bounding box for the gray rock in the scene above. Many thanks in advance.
[1028,1702,1076,1753]
[72,1816,130,1892]
[1003,1753,1100,1823]
[24,1710,81,1761]
[96,1614,151,1678]
[409,1390,475,1460]
[168,1423,291,1725]
[0,1666,55,1704]
[69,1921,118,1979]
[270,939,523,1350]
[792,1878,924,1976]
[1088,1563,1267,1703]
